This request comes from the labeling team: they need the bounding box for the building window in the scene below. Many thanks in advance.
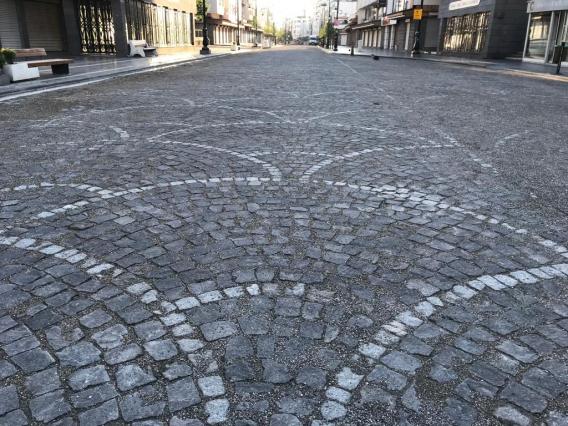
[442,12,489,54]
[525,12,551,59]
[125,0,194,47]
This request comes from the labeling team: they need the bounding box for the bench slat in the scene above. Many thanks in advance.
[26,59,73,68]
[15,48,47,58]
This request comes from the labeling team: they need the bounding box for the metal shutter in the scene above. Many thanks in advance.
[0,0,23,49]
[24,0,64,51]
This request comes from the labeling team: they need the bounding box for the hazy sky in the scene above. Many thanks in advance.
[265,0,315,22]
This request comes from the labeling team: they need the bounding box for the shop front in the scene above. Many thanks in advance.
[0,0,66,52]
[438,0,527,58]
[384,7,440,53]
[0,0,197,57]
[524,0,568,65]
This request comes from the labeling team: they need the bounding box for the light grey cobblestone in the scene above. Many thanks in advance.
[1,49,567,425]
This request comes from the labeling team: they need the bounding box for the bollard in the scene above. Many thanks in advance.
[557,42,566,75]
[351,45,354,56]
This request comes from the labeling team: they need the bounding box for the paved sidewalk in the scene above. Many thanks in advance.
[0,47,241,99]
[0,47,568,425]
[324,45,568,81]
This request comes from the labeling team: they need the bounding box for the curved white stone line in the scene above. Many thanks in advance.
[32,106,159,128]
[215,105,294,124]
[297,109,372,124]
[0,229,122,278]
[322,179,568,257]
[0,182,105,195]
[300,148,384,183]
[146,120,279,141]
[34,176,274,220]
[317,261,568,421]
[248,151,335,158]
[299,140,463,183]
[156,140,282,181]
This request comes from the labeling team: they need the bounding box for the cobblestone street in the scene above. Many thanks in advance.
[1,47,568,425]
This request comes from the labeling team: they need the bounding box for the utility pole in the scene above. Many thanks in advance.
[200,0,210,54]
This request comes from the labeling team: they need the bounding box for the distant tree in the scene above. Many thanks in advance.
[196,0,207,22]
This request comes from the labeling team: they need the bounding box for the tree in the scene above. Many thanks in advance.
[196,0,207,22]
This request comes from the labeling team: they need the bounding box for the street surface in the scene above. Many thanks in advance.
[1,47,568,425]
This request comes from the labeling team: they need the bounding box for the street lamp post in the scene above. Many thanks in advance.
[200,0,211,55]
[253,1,258,47]
[333,0,339,51]
[326,0,331,49]
[236,0,241,48]
[412,0,424,55]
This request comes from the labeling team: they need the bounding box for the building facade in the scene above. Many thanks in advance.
[523,0,568,65]
[0,0,197,56]
[291,16,311,40]
[438,0,527,58]
[352,0,439,53]
[204,0,265,46]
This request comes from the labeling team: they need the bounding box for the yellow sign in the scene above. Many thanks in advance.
[413,9,423,20]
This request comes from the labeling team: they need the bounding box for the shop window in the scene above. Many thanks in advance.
[125,0,194,47]
[556,11,568,45]
[442,12,489,54]
[525,12,551,59]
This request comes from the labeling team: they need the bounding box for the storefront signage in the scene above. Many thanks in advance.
[413,9,423,20]
[449,0,480,10]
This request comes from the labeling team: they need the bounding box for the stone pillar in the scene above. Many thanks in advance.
[111,0,129,57]
[61,0,82,56]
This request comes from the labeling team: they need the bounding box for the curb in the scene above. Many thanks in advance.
[0,51,245,102]
[321,47,568,81]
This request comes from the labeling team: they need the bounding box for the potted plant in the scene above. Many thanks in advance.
[1,48,16,65]
[1,48,39,83]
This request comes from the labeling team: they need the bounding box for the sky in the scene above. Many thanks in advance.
[264,0,316,23]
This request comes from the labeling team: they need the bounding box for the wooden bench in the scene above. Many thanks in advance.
[128,40,157,58]
[4,48,73,82]
[16,48,72,74]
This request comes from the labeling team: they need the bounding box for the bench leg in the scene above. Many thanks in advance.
[51,64,70,75]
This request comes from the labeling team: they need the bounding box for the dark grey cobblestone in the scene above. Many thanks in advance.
[0,48,567,425]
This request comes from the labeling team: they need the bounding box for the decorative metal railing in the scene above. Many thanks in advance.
[77,0,116,54]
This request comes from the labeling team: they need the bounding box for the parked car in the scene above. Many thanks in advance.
[309,36,319,46]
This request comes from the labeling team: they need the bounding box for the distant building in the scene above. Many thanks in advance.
[0,0,197,57]
[203,0,267,46]
[292,16,312,40]
[523,0,568,65]
[351,0,439,53]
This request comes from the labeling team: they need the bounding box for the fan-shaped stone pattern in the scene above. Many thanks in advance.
[1,49,568,425]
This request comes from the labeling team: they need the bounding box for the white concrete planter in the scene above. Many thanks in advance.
[3,63,40,82]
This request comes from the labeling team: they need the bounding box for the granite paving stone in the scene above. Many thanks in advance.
[1,48,567,425]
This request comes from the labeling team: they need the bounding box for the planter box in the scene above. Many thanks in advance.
[3,63,40,82]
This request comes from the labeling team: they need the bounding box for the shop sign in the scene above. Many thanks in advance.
[449,0,481,10]
[413,9,423,20]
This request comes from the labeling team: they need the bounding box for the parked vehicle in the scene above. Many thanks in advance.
[309,36,319,46]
